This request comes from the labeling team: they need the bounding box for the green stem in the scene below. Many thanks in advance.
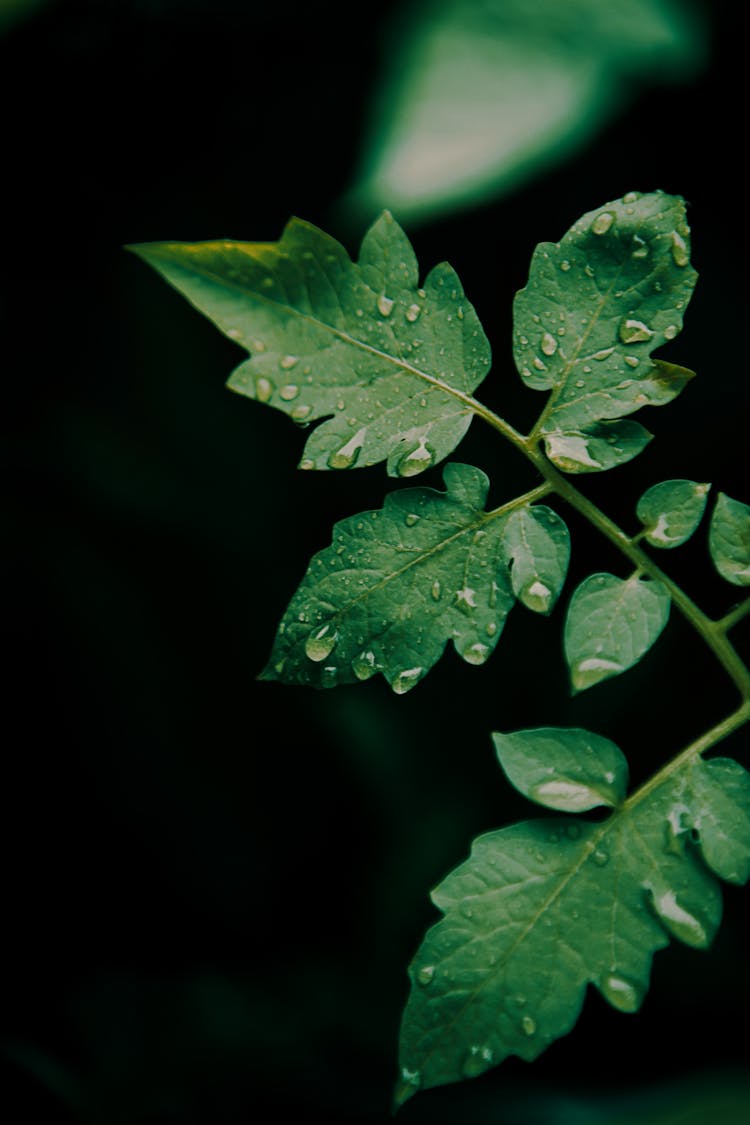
[468,400,750,704]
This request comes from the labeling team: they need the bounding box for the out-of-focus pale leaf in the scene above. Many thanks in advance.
[346,0,705,222]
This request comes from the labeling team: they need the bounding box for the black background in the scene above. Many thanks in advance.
[3,1,749,1122]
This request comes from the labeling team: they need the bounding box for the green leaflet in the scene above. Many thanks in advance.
[637,478,711,548]
[709,493,750,586]
[514,190,697,473]
[128,212,490,478]
[260,464,568,694]
[396,738,750,1105]
[500,505,570,614]
[564,573,670,691]
[493,727,628,812]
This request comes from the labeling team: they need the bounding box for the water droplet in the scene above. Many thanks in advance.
[592,848,609,867]
[601,974,642,1013]
[279,383,300,401]
[304,624,339,663]
[397,438,434,477]
[254,376,274,402]
[430,579,442,601]
[355,308,364,317]
[456,306,464,320]
[592,346,615,361]
[531,780,601,812]
[623,191,639,203]
[670,231,689,267]
[462,1045,493,1078]
[591,211,614,235]
[619,318,654,344]
[541,331,558,357]
[291,404,312,421]
[455,586,477,610]
[321,665,338,688]
[584,264,595,278]
[485,622,497,637]
[299,458,316,471]
[521,1015,536,1036]
[252,339,266,353]
[574,379,585,388]
[649,888,709,947]
[521,580,552,613]
[663,324,678,340]
[327,427,366,470]
[352,650,378,681]
[532,357,547,372]
[392,666,423,695]
[560,259,571,271]
[280,355,299,370]
[404,513,420,527]
[624,356,640,368]
[405,303,421,323]
[377,294,394,317]
[631,235,649,259]
[518,334,529,345]
[417,965,435,986]
[462,641,490,666]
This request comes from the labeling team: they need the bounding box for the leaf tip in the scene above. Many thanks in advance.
[570,658,624,694]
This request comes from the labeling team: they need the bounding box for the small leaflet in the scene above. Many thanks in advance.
[397,741,750,1104]
[500,506,570,614]
[709,493,750,586]
[129,212,491,478]
[493,727,628,811]
[564,572,670,691]
[513,191,697,474]
[636,479,710,548]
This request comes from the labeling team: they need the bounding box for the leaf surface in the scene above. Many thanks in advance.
[500,505,570,614]
[493,727,627,811]
[564,573,670,691]
[636,478,710,548]
[514,191,697,472]
[397,738,750,1105]
[709,493,750,586]
[129,212,490,477]
[261,464,568,694]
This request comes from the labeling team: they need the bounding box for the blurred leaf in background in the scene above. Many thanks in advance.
[344,0,706,223]
[0,0,47,32]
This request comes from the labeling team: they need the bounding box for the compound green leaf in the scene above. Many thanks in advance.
[636,478,710,548]
[514,191,697,472]
[709,493,750,586]
[397,740,750,1105]
[261,464,570,694]
[500,505,570,614]
[493,727,627,812]
[129,212,490,478]
[564,573,670,692]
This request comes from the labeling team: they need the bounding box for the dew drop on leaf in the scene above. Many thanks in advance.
[304,623,338,663]
[405,303,421,323]
[541,331,558,356]
[649,888,709,947]
[397,439,435,477]
[430,579,442,601]
[521,1015,537,1036]
[352,650,378,681]
[392,666,424,694]
[377,293,394,317]
[600,974,642,1013]
[416,965,435,986]
[279,383,300,401]
[462,642,490,666]
[405,513,420,527]
[619,318,654,344]
[254,376,274,402]
[591,211,614,235]
[327,427,366,469]
[670,231,690,267]
[280,354,299,370]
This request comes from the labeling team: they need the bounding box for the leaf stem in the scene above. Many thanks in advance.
[716,596,750,634]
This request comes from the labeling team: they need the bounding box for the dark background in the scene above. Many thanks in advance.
[3,1,749,1122]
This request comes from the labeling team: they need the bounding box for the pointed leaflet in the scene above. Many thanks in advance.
[397,738,750,1104]
[261,464,568,694]
[709,493,750,586]
[493,727,627,812]
[636,479,711,548]
[500,506,570,614]
[564,573,670,692]
[514,191,697,472]
[129,212,490,478]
